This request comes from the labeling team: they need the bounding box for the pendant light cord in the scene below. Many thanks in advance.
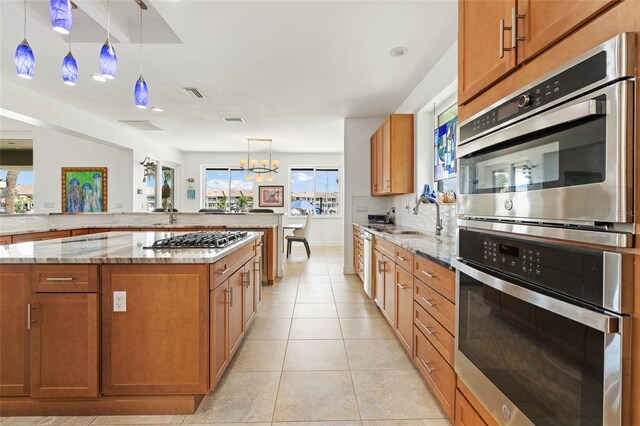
[106,0,110,41]
[23,0,26,39]
[139,6,143,74]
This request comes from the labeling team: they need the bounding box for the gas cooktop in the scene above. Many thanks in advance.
[144,231,249,249]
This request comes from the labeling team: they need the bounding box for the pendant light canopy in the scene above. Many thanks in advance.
[134,3,148,108]
[15,0,35,79]
[99,0,116,79]
[134,76,148,108]
[50,0,72,34]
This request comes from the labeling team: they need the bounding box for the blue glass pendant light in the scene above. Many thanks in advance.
[62,35,78,86]
[50,0,72,34]
[15,0,35,79]
[134,6,148,108]
[99,0,116,79]
[134,76,148,108]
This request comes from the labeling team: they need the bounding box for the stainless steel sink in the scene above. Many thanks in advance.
[386,230,422,235]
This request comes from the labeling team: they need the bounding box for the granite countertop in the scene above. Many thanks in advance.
[0,223,278,236]
[0,231,261,264]
[355,224,456,268]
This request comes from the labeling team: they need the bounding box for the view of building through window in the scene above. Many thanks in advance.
[0,169,34,213]
[204,168,254,212]
[290,168,340,216]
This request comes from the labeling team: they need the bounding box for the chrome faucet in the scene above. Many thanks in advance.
[166,202,177,224]
[413,195,443,236]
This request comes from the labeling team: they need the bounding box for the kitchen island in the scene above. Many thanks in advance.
[0,231,263,416]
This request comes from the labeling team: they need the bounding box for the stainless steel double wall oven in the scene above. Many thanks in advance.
[454,33,636,425]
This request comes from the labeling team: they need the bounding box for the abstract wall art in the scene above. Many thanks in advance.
[61,167,108,212]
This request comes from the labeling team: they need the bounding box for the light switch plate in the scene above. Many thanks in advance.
[113,291,126,312]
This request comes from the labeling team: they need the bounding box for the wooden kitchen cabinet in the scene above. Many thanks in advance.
[228,267,245,359]
[101,265,209,395]
[370,114,414,196]
[395,267,414,354]
[0,265,30,396]
[455,390,488,426]
[459,0,517,104]
[210,282,229,390]
[373,249,385,308]
[0,235,12,245]
[243,263,255,329]
[382,256,396,326]
[516,0,620,63]
[30,293,99,398]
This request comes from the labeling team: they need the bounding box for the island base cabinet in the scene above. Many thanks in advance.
[30,293,99,398]
[0,265,31,396]
[101,265,209,395]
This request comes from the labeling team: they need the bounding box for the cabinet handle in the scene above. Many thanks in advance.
[419,358,436,374]
[397,255,406,262]
[378,260,385,273]
[243,271,251,288]
[226,287,234,306]
[27,304,36,329]
[216,264,229,276]
[511,7,525,48]
[420,296,435,308]
[46,277,73,281]
[254,261,260,273]
[398,283,410,290]
[420,270,435,279]
[418,319,435,336]
[499,18,513,58]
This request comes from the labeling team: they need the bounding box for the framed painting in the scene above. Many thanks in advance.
[258,185,284,207]
[61,167,108,212]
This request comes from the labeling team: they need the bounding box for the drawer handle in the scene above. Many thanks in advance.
[46,277,74,281]
[419,358,436,374]
[420,270,435,279]
[418,319,435,336]
[397,255,406,262]
[216,264,229,276]
[420,297,435,308]
[398,283,410,290]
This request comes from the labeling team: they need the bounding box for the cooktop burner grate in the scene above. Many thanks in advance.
[144,231,249,249]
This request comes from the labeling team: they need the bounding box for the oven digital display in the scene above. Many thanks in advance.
[499,243,519,257]
[498,102,519,121]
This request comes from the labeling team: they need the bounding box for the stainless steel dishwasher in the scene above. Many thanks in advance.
[362,231,374,298]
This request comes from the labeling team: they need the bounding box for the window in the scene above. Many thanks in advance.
[161,166,175,209]
[290,168,340,216]
[146,173,156,211]
[204,168,253,212]
[0,168,33,213]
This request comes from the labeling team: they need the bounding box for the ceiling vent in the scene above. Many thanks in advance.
[182,87,205,99]
[119,120,164,131]
[223,117,245,124]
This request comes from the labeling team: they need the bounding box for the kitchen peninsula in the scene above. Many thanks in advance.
[0,230,263,416]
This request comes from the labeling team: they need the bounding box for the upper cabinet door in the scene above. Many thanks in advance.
[370,135,378,195]
[381,120,392,194]
[516,0,620,63]
[458,0,517,104]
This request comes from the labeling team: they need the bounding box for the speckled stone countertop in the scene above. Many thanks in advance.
[0,231,261,264]
[355,224,456,268]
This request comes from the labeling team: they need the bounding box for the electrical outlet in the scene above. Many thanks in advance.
[404,202,410,211]
[356,206,368,213]
[113,291,127,312]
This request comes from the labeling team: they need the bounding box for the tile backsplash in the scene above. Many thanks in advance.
[387,194,456,238]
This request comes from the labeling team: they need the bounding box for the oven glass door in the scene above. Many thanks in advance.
[456,262,623,425]
[458,96,606,195]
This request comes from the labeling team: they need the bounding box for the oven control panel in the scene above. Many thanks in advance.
[459,229,604,306]
[459,50,607,143]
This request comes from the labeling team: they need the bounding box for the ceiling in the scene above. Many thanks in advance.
[0,1,457,153]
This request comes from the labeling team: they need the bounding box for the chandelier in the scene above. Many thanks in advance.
[239,138,279,182]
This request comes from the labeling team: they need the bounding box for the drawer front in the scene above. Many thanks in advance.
[414,279,455,335]
[357,260,364,281]
[12,231,71,244]
[394,245,413,273]
[414,325,455,420]
[414,301,454,366]
[455,390,488,426]
[374,237,395,259]
[414,255,455,302]
[210,241,256,289]
[32,265,99,293]
[0,235,12,245]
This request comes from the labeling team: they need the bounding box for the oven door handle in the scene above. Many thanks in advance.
[458,98,606,158]
[451,258,620,334]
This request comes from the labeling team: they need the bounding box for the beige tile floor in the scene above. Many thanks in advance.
[1,246,450,426]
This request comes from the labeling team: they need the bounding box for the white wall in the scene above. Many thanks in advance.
[32,128,134,213]
[181,151,344,245]
[342,118,385,273]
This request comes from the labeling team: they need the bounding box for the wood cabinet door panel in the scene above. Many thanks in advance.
[375,129,384,195]
[382,256,396,326]
[517,0,620,63]
[243,262,255,328]
[210,283,228,391]
[459,0,517,104]
[370,135,378,195]
[30,293,99,398]
[395,268,413,354]
[101,265,209,395]
[0,265,30,396]
[455,390,488,426]
[381,120,391,193]
[373,250,385,309]
[228,268,245,358]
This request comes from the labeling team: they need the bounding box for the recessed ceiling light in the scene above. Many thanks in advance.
[223,117,245,124]
[91,74,107,82]
[150,107,164,112]
[389,47,408,57]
